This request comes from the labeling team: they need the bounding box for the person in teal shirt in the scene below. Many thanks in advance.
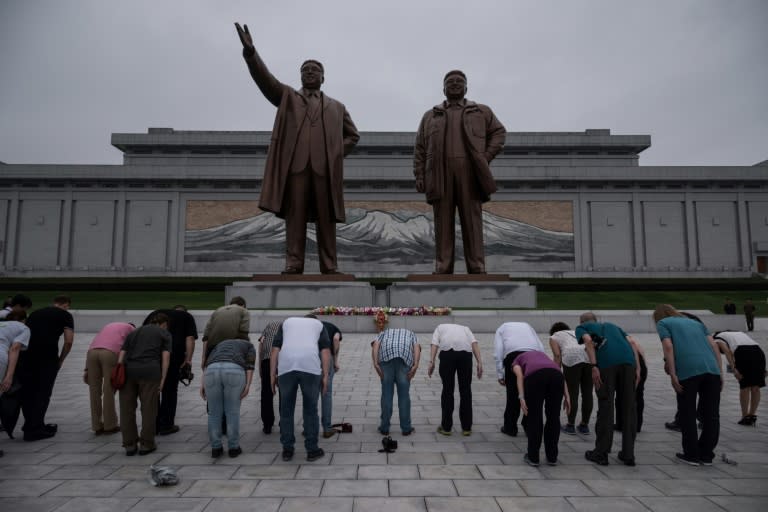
[654,304,722,466]
[576,313,640,467]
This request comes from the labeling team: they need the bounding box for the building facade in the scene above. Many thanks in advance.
[1,128,766,277]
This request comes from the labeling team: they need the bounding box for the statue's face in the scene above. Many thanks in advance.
[301,62,324,89]
[443,75,467,100]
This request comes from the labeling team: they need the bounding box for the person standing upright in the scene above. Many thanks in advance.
[743,299,757,332]
[428,323,483,436]
[18,295,74,441]
[577,312,640,466]
[414,70,506,274]
[235,22,359,274]
[493,321,545,436]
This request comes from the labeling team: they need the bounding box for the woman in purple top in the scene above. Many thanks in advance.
[513,350,570,466]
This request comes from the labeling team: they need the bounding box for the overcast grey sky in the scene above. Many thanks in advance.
[1,0,766,166]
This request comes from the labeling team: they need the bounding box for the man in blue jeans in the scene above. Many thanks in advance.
[270,316,331,462]
[371,328,421,436]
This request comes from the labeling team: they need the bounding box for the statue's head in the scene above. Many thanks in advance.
[443,70,467,101]
[301,60,324,89]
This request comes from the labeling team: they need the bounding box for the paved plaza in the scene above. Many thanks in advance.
[1,323,767,511]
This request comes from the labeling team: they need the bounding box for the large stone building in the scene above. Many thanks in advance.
[1,128,766,277]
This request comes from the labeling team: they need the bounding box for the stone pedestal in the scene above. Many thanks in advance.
[226,279,373,309]
[390,278,537,308]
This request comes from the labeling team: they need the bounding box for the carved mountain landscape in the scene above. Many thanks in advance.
[184,208,573,271]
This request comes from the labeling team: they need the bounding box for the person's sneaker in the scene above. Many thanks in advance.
[577,424,590,435]
[462,430,471,436]
[211,447,223,458]
[523,453,540,467]
[546,458,558,466]
[585,450,609,466]
[402,428,415,436]
[322,430,337,438]
[617,451,636,466]
[665,421,681,432]
[437,426,452,436]
[700,457,713,466]
[500,426,517,437]
[306,448,325,462]
[281,448,294,461]
[675,452,700,466]
[562,424,576,435]
[228,446,242,458]
[377,427,389,436]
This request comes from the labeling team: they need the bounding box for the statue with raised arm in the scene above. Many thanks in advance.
[414,70,506,274]
[235,22,360,274]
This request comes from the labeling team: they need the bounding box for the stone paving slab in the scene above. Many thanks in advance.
[0,328,767,511]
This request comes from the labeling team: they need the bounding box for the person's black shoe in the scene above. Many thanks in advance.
[23,429,56,442]
[125,447,138,456]
[306,448,325,461]
[157,425,180,436]
[138,446,157,456]
[523,454,539,467]
[211,447,223,458]
[500,426,517,437]
[263,426,272,434]
[281,448,294,461]
[664,421,681,432]
[585,450,609,466]
[675,452,700,466]
[44,423,58,433]
[228,446,242,458]
[617,451,636,466]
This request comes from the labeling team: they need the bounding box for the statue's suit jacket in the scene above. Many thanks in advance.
[243,51,359,223]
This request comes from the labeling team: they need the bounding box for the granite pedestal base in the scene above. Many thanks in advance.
[226,280,373,309]
[390,280,536,308]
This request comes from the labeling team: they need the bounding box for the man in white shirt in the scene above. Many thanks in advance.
[428,323,483,436]
[493,322,545,436]
[270,316,331,462]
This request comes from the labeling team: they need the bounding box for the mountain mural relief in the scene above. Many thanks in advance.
[184,201,574,273]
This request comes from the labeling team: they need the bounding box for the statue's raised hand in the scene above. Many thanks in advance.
[234,22,255,52]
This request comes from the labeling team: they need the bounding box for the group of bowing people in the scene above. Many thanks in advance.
[1,298,765,468]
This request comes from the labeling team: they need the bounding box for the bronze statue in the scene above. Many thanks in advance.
[414,70,506,274]
[235,23,360,274]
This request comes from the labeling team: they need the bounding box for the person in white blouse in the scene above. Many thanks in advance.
[713,330,766,426]
[549,322,593,435]
[493,322,545,436]
[428,323,483,436]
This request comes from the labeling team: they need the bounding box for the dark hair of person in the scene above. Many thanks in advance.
[549,322,571,336]
[150,312,170,326]
[230,296,246,307]
[6,310,27,322]
[11,294,33,308]
[52,295,71,306]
